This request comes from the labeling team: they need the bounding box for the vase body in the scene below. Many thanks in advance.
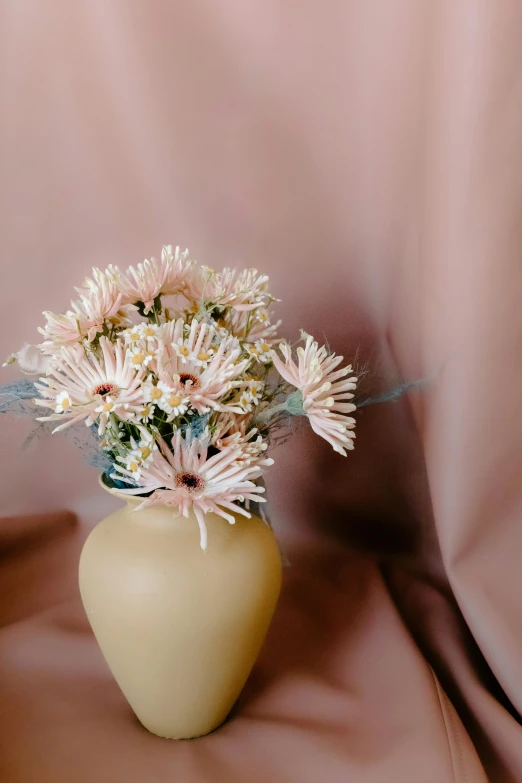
[79,492,282,739]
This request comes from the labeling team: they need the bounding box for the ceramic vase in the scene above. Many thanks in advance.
[79,487,282,739]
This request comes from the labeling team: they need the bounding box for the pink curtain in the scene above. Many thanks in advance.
[1,1,522,780]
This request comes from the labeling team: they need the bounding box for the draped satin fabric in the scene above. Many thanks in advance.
[1,2,522,780]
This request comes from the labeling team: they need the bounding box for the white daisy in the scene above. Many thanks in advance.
[143,379,170,407]
[237,392,253,413]
[159,390,190,420]
[171,336,191,363]
[191,346,215,368]
[121,452,143,480]
[122,327,144,344]
[55,390,72,414]
[94,396,126,433]
[244,378,264,403]
[126,343,156,368]
[135,403,156,422]
[254,340,273,363]
[134,429,156,466]
[123,322,159,343]
[140,323,160,340]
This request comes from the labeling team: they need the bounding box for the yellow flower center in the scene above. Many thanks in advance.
[129,461,139,473]
[197,351,210,362]
[145,327,156,337]
[108,316,121,325]
[130,332,140,341]
[150,387,163,400]
[103,401,114,412]
[132,353,145,365]
[61,397,70,410]
[168,395,182,407]
[140,446,151,460]
[178,345,189,357]
[141,406,151,417]
[249,348,259,356]
[260,342,271,353]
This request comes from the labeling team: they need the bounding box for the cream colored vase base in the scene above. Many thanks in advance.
[79,492,282,739]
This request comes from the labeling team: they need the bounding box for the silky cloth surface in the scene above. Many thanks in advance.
[1,2,522,781]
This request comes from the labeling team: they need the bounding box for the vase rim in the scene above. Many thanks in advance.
[98,475,143,505]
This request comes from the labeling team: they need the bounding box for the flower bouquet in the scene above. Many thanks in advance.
[3,246,357,738]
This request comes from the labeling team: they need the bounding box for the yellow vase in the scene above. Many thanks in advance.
[79,486,282,739]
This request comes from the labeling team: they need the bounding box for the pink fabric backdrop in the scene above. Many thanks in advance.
[1,1,522,780]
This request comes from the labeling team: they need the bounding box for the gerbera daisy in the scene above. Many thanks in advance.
[185,265,272,313]
[34,337,146,432]
[113,431,272,550]
[212,421,271,465]
[214,304,280,344]
[160,245,194,296]
[73,267,126,341]
[155,319,248,413]
[38,310,83,351]
[215,268,271,311]
[271,335,357,456]
[114,245,193,312]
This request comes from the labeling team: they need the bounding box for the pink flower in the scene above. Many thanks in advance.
[115,245,193,312]
[39,268,130,349]
[113,431,272,549]
[155,319,249,413]
[216,268,272,311]
[218,305,281,344]
[272,335,357,456]
[73,267,125,340]
[160,245,194,296]
[38,310,83,350]
[186,266,272,312]
[212,418,271,466]
[34,337,145,432]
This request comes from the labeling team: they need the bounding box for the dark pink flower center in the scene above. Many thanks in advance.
[175,472,204,493]
[179,373,200,389]
[93,382,118,397]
